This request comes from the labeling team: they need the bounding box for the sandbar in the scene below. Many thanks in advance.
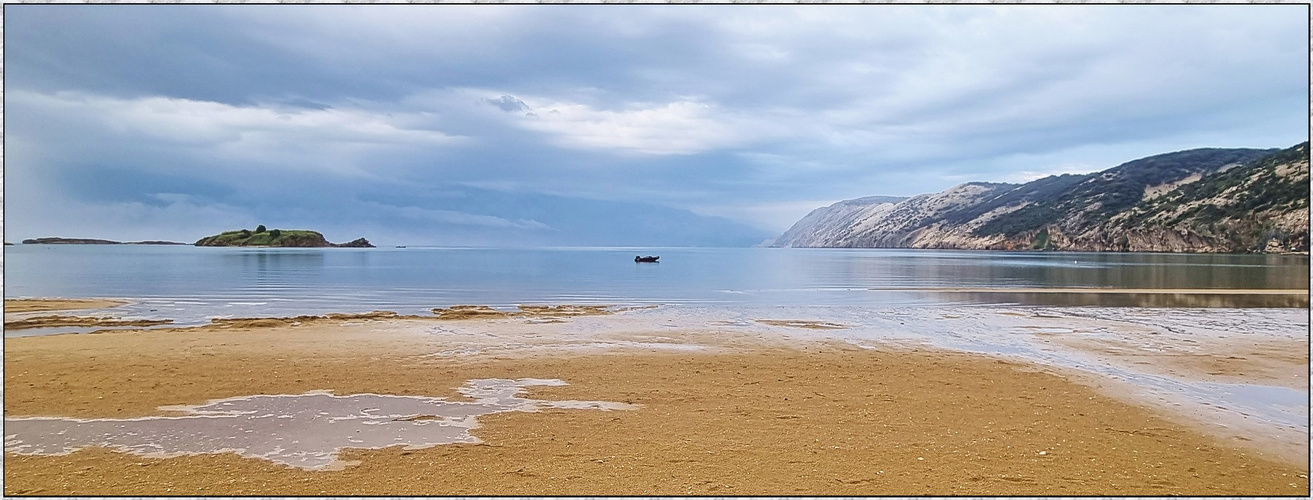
[3,301,1308,496]
[5,298,127,313]
[4,315,173,331]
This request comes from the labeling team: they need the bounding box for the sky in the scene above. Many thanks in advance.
[4,4,1308,246]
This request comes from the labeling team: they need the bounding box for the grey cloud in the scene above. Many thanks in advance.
[4,5,1306,239]
[487,95,529,112]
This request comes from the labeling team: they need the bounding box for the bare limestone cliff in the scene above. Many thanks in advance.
[773,144,1308,254]
[770,196,907,247]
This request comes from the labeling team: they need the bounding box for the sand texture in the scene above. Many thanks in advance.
[3,302,1308,496]
[4,315,173,330]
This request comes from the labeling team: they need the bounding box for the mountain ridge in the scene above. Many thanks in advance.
[772,144,1308,254]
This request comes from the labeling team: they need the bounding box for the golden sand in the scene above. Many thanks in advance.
[3,305,1308,496]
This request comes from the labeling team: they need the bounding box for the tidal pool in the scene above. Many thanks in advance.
[4,378,637,470]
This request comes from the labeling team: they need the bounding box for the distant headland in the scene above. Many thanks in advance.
[193,226,374,248]
[20,238,188,245]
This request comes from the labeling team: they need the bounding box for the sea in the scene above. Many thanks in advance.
[5,244,1310,453]
[4,244,1308,325]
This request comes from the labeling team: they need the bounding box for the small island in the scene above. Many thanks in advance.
[194,226,374,248]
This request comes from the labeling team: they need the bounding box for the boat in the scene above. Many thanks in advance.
[634,255,659,263]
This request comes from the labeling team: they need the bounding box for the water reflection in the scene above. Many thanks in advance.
[224,250,326,272]
[933,291,1309,308]
[4,246,1308,311]
[793,250,1307,291]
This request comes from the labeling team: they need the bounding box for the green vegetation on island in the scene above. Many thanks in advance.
[194,227,374,248]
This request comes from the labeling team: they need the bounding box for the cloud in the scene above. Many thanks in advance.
[362,202,554,231]
[511,99,760,155]
[3,192,258,244]
[486,95,529,112]
[9,90,463,176]
[4,5,1306,241]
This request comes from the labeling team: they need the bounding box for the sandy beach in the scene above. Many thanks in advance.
[3,299,1308,495]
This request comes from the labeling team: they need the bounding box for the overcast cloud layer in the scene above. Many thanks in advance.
[4,5,1307,246]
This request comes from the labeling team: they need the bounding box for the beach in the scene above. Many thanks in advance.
[3,298,1308,496]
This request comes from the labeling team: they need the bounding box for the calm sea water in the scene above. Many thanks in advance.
[4,245,1308,323]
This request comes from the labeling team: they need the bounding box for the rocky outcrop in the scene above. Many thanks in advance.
[334,238,375,248]
[773,143,1309,254]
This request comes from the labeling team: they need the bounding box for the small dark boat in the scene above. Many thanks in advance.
[635,255,659,263]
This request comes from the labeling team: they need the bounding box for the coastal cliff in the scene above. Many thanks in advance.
[772,143,1309,253]
[194,227,375,248]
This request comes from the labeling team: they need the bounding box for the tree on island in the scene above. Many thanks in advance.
[255,225,267,233]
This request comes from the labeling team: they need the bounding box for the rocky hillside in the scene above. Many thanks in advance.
[195,227,374,248]
[772,196,908,247]
[772,143,1309,253]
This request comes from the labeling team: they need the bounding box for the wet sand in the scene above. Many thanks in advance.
[4,315,173,330]
[4,298,172,331]
[873,287,1309,295]
[3,303,1309,496]
[4,298,127,313]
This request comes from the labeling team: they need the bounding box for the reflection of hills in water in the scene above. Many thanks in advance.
[921,289,1309,308]
[3,378,637,471]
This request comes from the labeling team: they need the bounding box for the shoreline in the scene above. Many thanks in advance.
[3,299,1308,495]
[867,287,1310,294]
